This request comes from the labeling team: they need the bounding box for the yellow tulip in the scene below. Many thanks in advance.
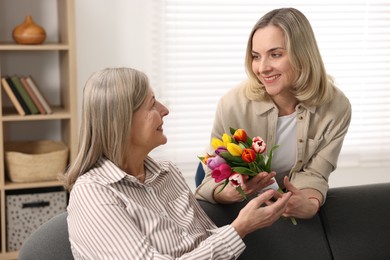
[211,137,224,150]
[227,143,243,156]
[222,133,232,146]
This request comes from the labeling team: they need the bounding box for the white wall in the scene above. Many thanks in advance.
[75,1,390,191]
[75,0,153,123]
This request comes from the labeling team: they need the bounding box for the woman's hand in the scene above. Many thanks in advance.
[213,171,276,204]
[231,189,291,238]
[273,176,322,219]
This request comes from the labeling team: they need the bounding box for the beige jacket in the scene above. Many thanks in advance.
[195,81,352,204]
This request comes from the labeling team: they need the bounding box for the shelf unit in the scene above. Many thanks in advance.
[0,0,77,258]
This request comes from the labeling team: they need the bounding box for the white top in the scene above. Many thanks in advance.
[272,112,297,186]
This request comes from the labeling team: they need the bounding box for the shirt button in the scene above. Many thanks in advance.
[298,139,304,143]
[298,116,304,120]
[146,187,153,193]
[182,231,188,237]
[298,160,303,163]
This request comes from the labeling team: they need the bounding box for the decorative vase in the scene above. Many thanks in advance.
[12,15,46,44]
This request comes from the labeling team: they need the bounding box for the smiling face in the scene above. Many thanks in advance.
[251,25,296,101]
[130,87,169,155]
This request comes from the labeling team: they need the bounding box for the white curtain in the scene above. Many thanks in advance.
[149,0,390,182]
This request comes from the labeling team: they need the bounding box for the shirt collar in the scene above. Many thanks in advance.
[253,98,316,115]
[296,102,316,114]
[253,98,277,115]
[92,156,169,185]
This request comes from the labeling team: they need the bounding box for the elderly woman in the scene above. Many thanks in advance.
[63,67,290,259]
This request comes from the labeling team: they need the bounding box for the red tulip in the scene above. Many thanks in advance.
[241,148,256,163]
[233,129,247,143]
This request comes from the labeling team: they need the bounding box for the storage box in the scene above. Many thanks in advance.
[4,140,69,183]
[6,188,67,251]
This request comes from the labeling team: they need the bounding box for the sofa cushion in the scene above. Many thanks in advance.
[198,199,332,260]
[320,182,390,260]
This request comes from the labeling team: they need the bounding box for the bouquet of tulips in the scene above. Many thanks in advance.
[199,127,297,225]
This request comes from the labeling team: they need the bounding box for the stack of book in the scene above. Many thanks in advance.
[1,75,52,116]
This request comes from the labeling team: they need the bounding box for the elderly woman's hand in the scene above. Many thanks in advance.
[231,189,291,238]
[213,171,276,204]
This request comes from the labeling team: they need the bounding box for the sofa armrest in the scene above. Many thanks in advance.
[320,182,390,260]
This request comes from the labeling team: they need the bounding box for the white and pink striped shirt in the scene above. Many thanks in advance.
[67,156,245,259]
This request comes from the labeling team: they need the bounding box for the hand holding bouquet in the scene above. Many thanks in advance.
[199,127,297,225]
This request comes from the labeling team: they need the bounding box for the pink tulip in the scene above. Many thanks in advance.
[207,155,226,170]
[229,173,243,188]
[215,146,228,155]
[252,136,266,154]
[211,163,232,183]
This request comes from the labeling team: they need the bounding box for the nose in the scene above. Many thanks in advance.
[258,57,271,74]
[158,101,169,117]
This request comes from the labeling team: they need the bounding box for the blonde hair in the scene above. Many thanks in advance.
[244,8,334,106]
[62,67,149,191]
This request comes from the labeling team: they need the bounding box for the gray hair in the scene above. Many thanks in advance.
[63,67,149,190]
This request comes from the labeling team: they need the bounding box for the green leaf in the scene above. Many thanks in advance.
[265,145,279,172]
[229,127,236,135]
[235,186,247,200]
[217,180,229,194]
[238,142,247,149]
[255,154,267,172]
[246,137,253,148]
[232,166,258,176]
[230,161,249,167]
[219,152,243,163]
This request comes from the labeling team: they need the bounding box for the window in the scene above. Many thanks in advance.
[149,0,390,184]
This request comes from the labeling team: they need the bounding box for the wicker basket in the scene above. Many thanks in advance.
[4,140,69,183]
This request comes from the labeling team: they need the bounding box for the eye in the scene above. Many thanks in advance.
[271,52,282,58]
[251,52,260,60]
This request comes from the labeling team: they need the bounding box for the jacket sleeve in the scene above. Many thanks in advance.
[290,90,352,203]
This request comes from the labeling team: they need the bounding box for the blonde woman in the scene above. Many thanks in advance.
[195,8,351,220]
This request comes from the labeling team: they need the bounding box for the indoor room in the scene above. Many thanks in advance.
[0,0,389,259]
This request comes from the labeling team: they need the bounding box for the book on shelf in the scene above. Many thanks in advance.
[1,77,26,116]
[20,76,46,114]
[24,76,52,114]
[3,77,32,115]
[10,75,39,114]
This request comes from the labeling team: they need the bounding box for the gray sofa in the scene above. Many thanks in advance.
[198,182,390,260]
[19,182,390,260]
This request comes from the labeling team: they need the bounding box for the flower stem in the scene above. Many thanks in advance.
[277,188,297,225]
[290,217,297,225]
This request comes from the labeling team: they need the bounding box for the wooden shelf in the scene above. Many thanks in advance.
[0,0,77,258]
[0,43,70,51]
[4,180,64,190]
[1,106,72,121]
